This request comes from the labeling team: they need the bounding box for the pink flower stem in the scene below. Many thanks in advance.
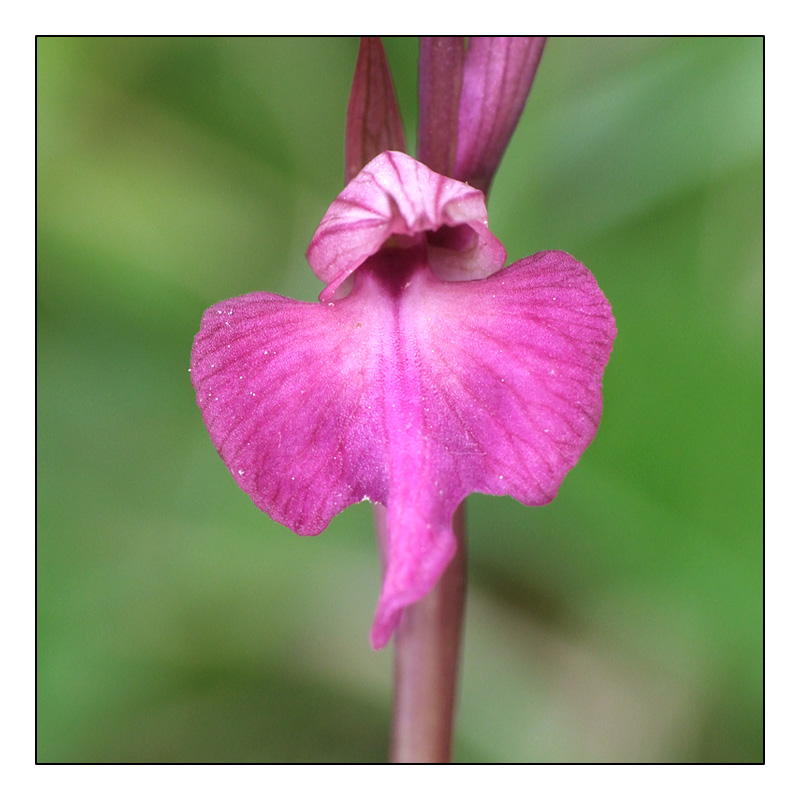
[376,503,467,763]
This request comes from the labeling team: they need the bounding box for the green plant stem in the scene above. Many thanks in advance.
[380,503,467,763]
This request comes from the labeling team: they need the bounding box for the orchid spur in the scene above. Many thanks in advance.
[190,38,615,658]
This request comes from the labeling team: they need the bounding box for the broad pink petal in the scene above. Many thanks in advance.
[306,151,506,301]
[191,248,615,648]
[345,37,407,184]
[190,291,388,535]
[455,37,546,195]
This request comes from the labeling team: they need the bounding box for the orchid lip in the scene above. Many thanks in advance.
[191,228,615,647]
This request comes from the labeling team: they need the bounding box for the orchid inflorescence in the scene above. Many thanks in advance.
[191,37,615,649]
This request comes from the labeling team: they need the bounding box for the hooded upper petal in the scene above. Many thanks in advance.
[306,151,506,301]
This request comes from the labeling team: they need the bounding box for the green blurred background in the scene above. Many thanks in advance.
[36,36,763,763]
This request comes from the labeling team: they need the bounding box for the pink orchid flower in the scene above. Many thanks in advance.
[190,38,616,649]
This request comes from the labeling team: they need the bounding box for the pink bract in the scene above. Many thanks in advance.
[454,37,547,194]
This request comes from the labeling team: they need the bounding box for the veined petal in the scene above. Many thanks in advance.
[307,150,506,301]
[190,291,388,535]
[191,247,615,648]
[455,37,546,195]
